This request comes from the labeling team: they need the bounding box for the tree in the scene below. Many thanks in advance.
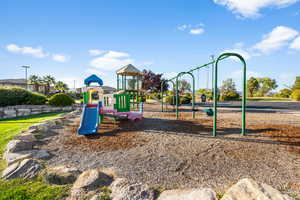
[142,70,169,92]
[257,78,278,96]
[220,78,237,94]
[276,88,292,98]
[220,78,239,101]
[293,76,300,90]
[178,79,191,95]
[247,77,259,97]
[196,88,213,100]
[54,81,69,93]
[28,75,41,92]
[42,75,56,94]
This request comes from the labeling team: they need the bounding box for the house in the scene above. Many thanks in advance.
[0,78,47,94]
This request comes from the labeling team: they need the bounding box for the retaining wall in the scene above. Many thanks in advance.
[0,105,79,119]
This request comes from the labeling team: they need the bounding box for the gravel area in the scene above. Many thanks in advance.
[38,102,300,194]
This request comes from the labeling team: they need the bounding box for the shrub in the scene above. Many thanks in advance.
[292,89,300,101]
[274,88,292,98]
[180,95,192,104]
[27,92,47,105]
[48,93,75,107]
[139,95,146,102]
[0,87,47,107]
[220,91,240,101]
[165,95,177,105]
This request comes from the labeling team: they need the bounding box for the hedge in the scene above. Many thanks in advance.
[48,93,75,107]
[220,91,240,101]
[0,87,47,107]
[292,89,300,101]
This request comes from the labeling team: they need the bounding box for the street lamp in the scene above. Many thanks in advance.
[21,65,30,90]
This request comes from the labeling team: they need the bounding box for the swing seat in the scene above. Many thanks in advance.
[203,108,214,116]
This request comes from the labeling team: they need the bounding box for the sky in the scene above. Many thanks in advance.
[0,0,300,91]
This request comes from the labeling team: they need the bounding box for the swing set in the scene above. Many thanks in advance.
[161,52,247,137]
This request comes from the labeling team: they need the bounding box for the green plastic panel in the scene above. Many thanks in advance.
[113,94,130,112]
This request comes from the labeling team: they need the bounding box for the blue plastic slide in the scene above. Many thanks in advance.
[77,104,100,135]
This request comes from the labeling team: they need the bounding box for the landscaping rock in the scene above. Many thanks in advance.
[4,150,50,164]
[110,178,155,200]
[70,169,113,199]
[44,165,81,185]
[158,188,217,200]
[14,133,37,142]
[221,178,294,200]
[1,159,42,179]
[4,109,16,118]
[5,139,33,153]
[17,108,31,117]
[89,195,100,200]
[29,122,51,132]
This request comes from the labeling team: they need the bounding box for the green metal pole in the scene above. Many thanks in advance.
[241,58,247,136]
[121,75,124,90]
[192,73,195,119]
[176,76,179,119]
[161,81,164,112]
[117,74,119,91]
[210,55,214,99]
[213,60,218,137]
[124,75,127,91]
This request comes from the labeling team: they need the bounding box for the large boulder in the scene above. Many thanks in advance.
[221,178,294,200]
[70,169,113,199]
[158,188,217,200]
[44,165,81,185]
[1,159,42,180]
[5,140,33,153]
[29,122,50,132]
[110,178,156,200]
[4,150,50,165]
[14,133,37,142]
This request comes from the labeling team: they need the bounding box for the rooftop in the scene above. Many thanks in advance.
[0,79,26,85]
[116,64,142,76]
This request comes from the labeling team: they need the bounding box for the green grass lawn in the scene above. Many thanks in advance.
[0,112,70,200]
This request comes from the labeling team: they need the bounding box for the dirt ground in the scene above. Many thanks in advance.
[39,102,300,195]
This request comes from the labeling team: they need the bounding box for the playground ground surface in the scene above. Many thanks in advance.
[38,101,300,196]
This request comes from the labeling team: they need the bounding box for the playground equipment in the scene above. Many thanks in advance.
[78,75,104,135]
[78,73,143,135]
[161,52,247,137]
[116,64,144,108]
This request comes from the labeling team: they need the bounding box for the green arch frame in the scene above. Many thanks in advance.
[213,52,247,136]
[175,72,195,119]
[161,79,176,112]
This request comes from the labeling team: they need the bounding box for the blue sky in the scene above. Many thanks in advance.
[0,0,300,90]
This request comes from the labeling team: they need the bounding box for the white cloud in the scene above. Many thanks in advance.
[86,68,108,77]
[104,51,129,58]
[89,50,134,71]
[189,28,205,35]
[223,48,251,60]
[89,49,105,56]
[233,42,245,49]
[52,54,69,63]
[177,24,188,31]
[6,44,48,58]
[251,26,299,54]
[212,0,300,18]
[177,24,205,35]
[290,36,300,50]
